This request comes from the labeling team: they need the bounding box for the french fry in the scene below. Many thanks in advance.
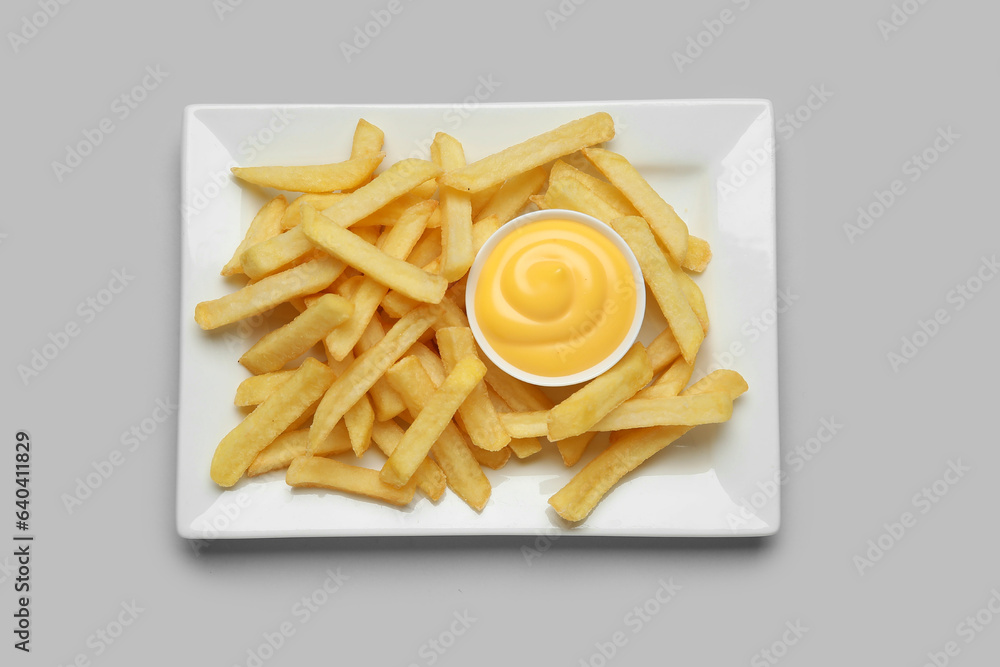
[436,327,510,452]
[195,256,344,330]
[552,432,596,467]
[241,226,316,280]
[499,411,548,439]
[308,304,441,452]
[211,358,335,487]
[551,160,638,216]
[683,236,712,273]
[325,201,434,361]
[547,343,652,441]
[371,420,447,500]
[380,357,486,487]
[470,182,502,218]
[317,158,441,227]
[610,216,703,364]
[486,389,544,459]
[239,294,354,374]
[280,194,348,230]
[234,369,297,407]
[675,263,709,333]
[350,118,384,158]
[647,327,682,374]
[404,342,446,385]
[386,357,491,510]
[548,370,748,521]
[323,348,377,456]
[637,357,694,400]
[440,112,615,193]
[246,424,352,477]
[431,133,475,282]
[406,228,443,269]
[475,166,548,223]
[470,445,511,469]
[232,153,384,193]
[222,196,287,276]
[583,147,689,264]
[354,316,408,422]
[592,393,732,431]
[302,205,447,303]
[286,456,417,506]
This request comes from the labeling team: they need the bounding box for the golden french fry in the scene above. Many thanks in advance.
[481,356,552,412]
[440,113,615,193]
[583,147,689,264]
[234,369,297,407]
[637,357,694,400]
[222,196,287,276]
[211,358,335,487]
[499,411,548,439]
[431,133,475,282]
[386,356,491,510]
[325,201,434,361]
[485,389,544,459]
[592,393,732,431]
[647,328,682,374]
[470,445,511,469]
[405,342,446,385]
[380,357,486,487]
[551,160,638,216]
[610,216,703,364]
[683,236,712,273]
[241,226,316,280]
[406,228,443,269]
[322,347,377,455]
[470,182,502,218]
[475,166,548,223]
[317,158,441,226]
[547,343,652,441]
[549,370,748,521]
[231,153,384,194]
[436,327,510,451]
[302,205,447,303]
[308,304,441,452]
[553,432,596,467]
[246,424,352,477]
[354,316,408,422]
[350,119,384,158]
[286,456,417,506]
[675,263,709,333]
[239,294,353,374]
[280,194,348,230]
[370,420,447,501]
[195,256,344,330]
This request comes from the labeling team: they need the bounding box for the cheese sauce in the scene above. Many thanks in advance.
[473,218,636,377]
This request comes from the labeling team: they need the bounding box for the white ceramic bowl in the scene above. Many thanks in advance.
[465,208,646,387]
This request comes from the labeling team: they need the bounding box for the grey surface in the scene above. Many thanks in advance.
[2,0,998,664]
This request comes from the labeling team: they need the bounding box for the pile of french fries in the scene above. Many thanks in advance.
[195,112,748,522]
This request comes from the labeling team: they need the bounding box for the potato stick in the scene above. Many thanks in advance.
[211,358,335,487]
[234,369,297,407]
[436,327,510,452]
[370,420,446,500]
[354,316,408,422]
[404,342,446,385]
[549,370,748,521]
[675,262,709,333]
[195,256,344,330]
[592,393,732,431]
[246,424,352,477]
[470,445,511,470]
[553,432,596,467]
[683,236,712,273]
[352,192,432,227]
[486,389,544,459]
[406,228,443,269]
[335,274,366,300]
[239,294,354,374]
[380,357,486,487]
[482,356,553,412]
[241,226,316,281]
[583,147,689,264]
[325,201,434,361]
[222,196,287,276]
[317,158,441,227]
[286,456,417,506]
[280,194,348,230]
[547,343,652,441]
[232,153,384,193]
[499,411,548,439]
[350,118,384,158]
[431,133,475,282]
[551,160,638,216]
[308,304,440,451]
[323,347,377,455]
[470,182,502,218]
[386,357,491,510]
[440,112,615,193]
[647,328,682,374]
[302,205,447,303]
[637,357,694,400]
[475,166,548,224]
[610,216,703,363]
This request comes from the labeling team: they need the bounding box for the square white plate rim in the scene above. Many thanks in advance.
[177,99,779,539]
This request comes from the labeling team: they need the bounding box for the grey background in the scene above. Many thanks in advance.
[3,0,998,665]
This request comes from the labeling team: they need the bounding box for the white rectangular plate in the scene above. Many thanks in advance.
[177,100,779,538]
